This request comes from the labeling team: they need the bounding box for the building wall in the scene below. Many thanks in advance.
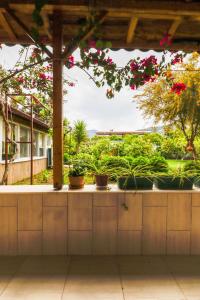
[0,189,199,255]
[0,158,47,184]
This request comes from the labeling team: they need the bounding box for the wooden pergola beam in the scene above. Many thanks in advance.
[126,17,138,44]
[52,11,63,190]
[6,8,53,58]
[168,17,182,39]
[41,11,52,40]
[0,11,17,42]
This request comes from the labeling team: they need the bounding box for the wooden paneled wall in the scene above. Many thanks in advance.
[0,191,199,255]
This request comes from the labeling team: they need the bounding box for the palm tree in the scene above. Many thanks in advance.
[73,120,88,153]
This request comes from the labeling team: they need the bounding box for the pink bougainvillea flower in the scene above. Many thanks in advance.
[171,53,183,65]
[105,57,113,65]
[16,76,24,83]
[160,33,172,47]
[68,55,75,68]
[68,82,75,87]
[39,73,47,80]
[89,40,96,49]
[171,82,186,95]
[130,84,136,90]
[130,61,139,72]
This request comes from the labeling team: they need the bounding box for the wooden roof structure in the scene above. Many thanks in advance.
[0,0,200,189]
[0,1,200,51]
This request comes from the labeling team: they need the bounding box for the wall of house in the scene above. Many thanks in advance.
[0,158,47,184]
[0,188,199,255]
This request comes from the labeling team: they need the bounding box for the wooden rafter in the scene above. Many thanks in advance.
[6,8,53,58]
[168,17,182,39]
[62,10,108,59]
[126,17,138,44]
[0,11,17,42]
[41,11,52,40]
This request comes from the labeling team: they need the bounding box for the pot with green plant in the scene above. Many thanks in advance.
[87,160,110,190]
[68,164,86,189]
[154,168,194,190]
[184,160,200,188]
[117,164,154,190]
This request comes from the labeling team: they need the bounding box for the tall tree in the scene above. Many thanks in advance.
[135,53,200,159]
[73,120,88,153]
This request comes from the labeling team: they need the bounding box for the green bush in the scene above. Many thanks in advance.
[64,153,71,164]
[149,156,168,173]
[184,160,200,173]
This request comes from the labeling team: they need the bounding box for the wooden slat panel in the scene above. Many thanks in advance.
[143,207,167,255]
[0,194,17,206]
[93,206,117,254]
[43,207,67,254]
[68,231,92,255]
[143,193,167,207]
[118,193,142,230]
[18,231,42,255]
[167,231,190,255]
[0,207,17,255]
[118,231,141,255]
[18,194,42,230]
[68,193,92,230]
[167,193,191,230]
[93,193,117,207]
[192,193,200,206]
[43,192,67,206]
[191,207,200,254]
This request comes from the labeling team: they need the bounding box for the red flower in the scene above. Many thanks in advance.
[130,61,139,72]
[106,57,113,65]
[130,84,136,90]
[89,40,96,49]
[69,82,75,87]
[160,33,172,47]
[16,76,24,83]
[171,53,183,65]
[171,82,186,95]
[39,73,47,80]
[67,55,74,68]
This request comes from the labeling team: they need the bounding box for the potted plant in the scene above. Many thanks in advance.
[87,160,110,190]
[154,168,194,190]
[184,160,200,188]
[117,164,153,190]
[68,164,86,189]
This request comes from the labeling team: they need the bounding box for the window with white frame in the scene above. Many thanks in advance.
[33,131,39,156]
[20,126,29,158]
[38,133,45,157]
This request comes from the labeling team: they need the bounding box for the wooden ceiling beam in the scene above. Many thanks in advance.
[6,8,53,58]
[126,17,138,44]
[168,17,182,39]
[0,11,17,42]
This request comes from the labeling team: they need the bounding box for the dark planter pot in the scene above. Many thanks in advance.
[68,176,84,189]
[118,176,153,190]
[154,176,194,190]
[95,174,109,190]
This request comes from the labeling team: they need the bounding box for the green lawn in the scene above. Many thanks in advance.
[166,159,191,170]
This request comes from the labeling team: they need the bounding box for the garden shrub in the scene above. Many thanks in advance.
[149,156,168,173]
[64,153,71,164]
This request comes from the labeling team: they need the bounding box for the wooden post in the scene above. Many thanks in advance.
[53,11,63,190]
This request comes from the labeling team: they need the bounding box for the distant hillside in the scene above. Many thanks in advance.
[136,126,163,133]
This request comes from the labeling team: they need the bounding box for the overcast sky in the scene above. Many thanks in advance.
[0,45,161,131]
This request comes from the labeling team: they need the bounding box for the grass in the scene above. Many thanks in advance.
[166,159,191,170]
[15,159,193,185]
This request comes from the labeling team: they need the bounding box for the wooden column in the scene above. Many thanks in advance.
[53,12,63,190]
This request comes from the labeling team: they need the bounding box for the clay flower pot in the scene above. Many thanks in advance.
[95,174,109,190]
[68,176,84,189]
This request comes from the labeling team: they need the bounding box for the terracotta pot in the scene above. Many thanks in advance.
[68,176,84,189]
[95,174,108,190]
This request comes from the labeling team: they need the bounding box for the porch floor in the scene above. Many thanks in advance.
[0,256,200,299]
